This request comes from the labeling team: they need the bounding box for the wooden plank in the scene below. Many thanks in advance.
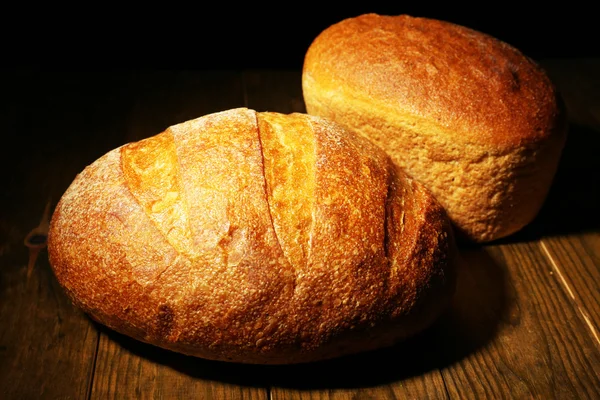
[441,243,600,399]
[540,236,600,343]
[532,118,600,325]
[86,70,268,400]
[263,313,454,399]
[0,70,135,399]
[4,62,598,400]
[267,358,449,400]
[533,58,600,355]
[91,326,268,400]
[0,244,99,400]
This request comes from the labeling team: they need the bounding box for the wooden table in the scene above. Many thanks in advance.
[1,59,599,399]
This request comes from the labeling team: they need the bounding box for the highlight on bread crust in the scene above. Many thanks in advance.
[47,108,457,364]
[302,13,568,243]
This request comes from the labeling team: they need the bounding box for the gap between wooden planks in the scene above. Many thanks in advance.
[540,240,600,348]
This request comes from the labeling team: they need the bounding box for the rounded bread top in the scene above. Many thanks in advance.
[303,13,564,148]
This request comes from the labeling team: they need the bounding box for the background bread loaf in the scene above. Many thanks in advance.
[48,108,457,364]
[302,14,568,242]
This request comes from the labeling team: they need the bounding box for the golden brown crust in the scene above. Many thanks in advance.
[48,108,457,364]
[302,14,568,242]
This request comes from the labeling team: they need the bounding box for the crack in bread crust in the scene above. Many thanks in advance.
[121,130,197,260]
[48,108,458,364]
[256,112,316,273]
[254,112,287,270]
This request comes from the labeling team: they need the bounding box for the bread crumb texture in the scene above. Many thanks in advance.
[302,14,568,242]
[48,108,457,364]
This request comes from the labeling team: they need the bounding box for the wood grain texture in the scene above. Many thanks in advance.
[442,243,600,399]
[0,246,98,400]
[1,61,599,400]
[534,59,600,358]
[540,236,600,346]
[91,327,268,400]
[0,71,130,399]
[270,371,449,400]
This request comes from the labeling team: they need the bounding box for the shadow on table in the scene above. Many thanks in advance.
[97,245,507,389]
[495,122,600,244]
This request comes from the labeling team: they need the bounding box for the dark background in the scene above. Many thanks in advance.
[2,4,595,187]
[3,4,598,71]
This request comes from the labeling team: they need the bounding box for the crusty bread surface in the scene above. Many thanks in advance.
[48,108,457,364]
[302,13,568,242]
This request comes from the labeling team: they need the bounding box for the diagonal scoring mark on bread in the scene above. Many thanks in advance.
[257,112,316,270]
[121,131,196,261]
[48,107,458,364]
[254,115,286,263]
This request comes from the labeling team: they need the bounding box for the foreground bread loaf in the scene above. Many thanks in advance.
[302,14,568,242]
[48,108,457,364]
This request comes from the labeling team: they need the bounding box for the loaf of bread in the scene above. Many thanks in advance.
[302,14,568,242]
[48,108,457,364]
